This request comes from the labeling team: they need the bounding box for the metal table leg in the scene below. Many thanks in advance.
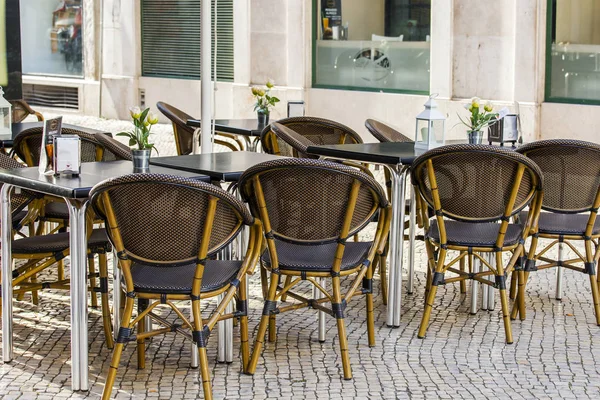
[481,253,489,311]
[190,303,199,368]
[407,185,417,294]
[1,184,14,363]
[65,198,89,391]
[470,257,480,315]
[217,244,234,363]
[556,242,564,300]
[316,278,326,342]
[385,165,407,327]
[487,253,495,310]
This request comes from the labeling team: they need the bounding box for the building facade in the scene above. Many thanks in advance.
[20,0,600,143]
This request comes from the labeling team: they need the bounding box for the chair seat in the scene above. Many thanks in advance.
[427,220,523,247]
[41,201,70,220]
[12,229,111,254]
[261,239,372,272]
[520,211,600,236]
[127,260,242,294]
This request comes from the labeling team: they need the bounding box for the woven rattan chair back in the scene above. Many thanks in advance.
[0,153,36,216]
[12,127,106,167]
[95,132,133,161]
[157,102,195,155]
[260,116,363,157]
[239,158,387,244]
[411,144,543,223]
[9,100,44,123]
[91,174,253,266]
[517,139,600,214]
[365,119,412,143]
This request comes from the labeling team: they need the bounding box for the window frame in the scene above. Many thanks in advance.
[140,0,234,82]
[544,0,600,106]
[310,0,430,95]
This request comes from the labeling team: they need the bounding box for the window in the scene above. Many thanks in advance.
[546,0,600,104]
[20,0,83,77]
[141,0,234,81]
[313,0,430,93]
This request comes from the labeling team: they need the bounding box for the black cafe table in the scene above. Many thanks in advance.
[0,121,111,149]
[149,151,284,181]
[307,141,419,328]
[0,160,210,391]
[186,119,269,152]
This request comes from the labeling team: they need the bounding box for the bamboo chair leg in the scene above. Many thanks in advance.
[267,274,280,342]
[57,226,67,281]
[260,266,268,300]
[419,249,446,339]
[509,270,518,300]
[102,297,135,400]
[88,254,98,308]
[246,271,280,375]
[31,274,39,305]
[280,276,292,302]
[332,274,352,380]
[198,347,213,400]
[459,256,466,294]
[585,240,600,326]
[379,246,388,305]
[239,276,250,372]
[496,252,513,344]
[137,298,149,369]
[98,252,114,349]
[366,264,376,348]
[511,270,528,321]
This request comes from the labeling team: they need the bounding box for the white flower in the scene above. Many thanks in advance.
[146,112,159,125]
[129,106,142,119]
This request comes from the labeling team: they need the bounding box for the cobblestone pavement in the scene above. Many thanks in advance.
[1,237,599,399]
[1,115,599,398]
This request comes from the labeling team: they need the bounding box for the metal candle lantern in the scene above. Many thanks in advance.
[415,94,446,151]
[0,88,12,136]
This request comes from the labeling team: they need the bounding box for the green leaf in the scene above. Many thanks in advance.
[139,108,150,123]
[128,138,137,146]
[271,96,280,103]
[116,132,131,137]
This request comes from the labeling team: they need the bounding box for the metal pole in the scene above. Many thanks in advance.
[2,184,14,362]
[200,0,213,154]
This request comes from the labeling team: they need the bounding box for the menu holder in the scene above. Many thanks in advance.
[38,116,63,175]
[53,135,81,176]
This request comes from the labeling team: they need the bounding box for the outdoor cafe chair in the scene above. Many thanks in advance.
[510,139,600,325]
[11,127,134,291]
[9,99,44,123]
[238,158,391,380]
[365,119,413,144]
[260,116,363,157]
[411,144,543,344]
[156,101,243,154]
[262,122,387,301]
[90,174,262,400]
[0,152,115,348]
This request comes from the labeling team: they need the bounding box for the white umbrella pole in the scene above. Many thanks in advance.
[200,0,213,153]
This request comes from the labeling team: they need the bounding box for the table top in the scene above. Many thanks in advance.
[149,151,284,181]
[0,122,111,148]
[306,140,521,166]
[186,119,268,137]
[0,160,211,199]
[307,142,420,166]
